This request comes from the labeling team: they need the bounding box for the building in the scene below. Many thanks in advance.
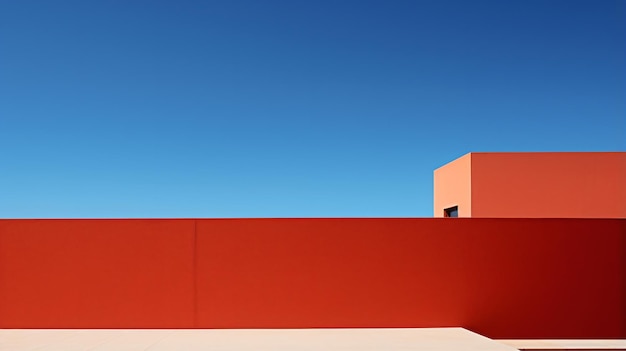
[1,152,624,350]
[434,152,626,218]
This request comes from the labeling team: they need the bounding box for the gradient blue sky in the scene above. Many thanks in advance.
[1,0,624,218]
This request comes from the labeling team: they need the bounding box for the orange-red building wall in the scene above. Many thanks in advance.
[434,152,626,218]
[0,218,624,338]
[471,152,626,218]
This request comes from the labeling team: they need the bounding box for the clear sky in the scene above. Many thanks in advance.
[1,0,624,218]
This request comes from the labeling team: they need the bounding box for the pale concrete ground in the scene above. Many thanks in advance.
[497,339,626,350]
[0,328,520,351]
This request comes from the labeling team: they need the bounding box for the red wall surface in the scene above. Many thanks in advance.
[0,218,624,338]
[472,152,626,218]
[0,219,196,328]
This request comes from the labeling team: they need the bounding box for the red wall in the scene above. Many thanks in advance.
[471,152,626,218]
[0,218,624,338]
[0,219,195,328]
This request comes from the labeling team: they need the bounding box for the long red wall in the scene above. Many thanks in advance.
[0,218,624,338]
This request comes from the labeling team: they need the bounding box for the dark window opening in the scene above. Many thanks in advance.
[444,206,458,218]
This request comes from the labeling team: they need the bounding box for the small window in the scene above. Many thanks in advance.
[444,206,458,218]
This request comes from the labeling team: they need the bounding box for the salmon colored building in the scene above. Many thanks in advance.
[434,152,626,218]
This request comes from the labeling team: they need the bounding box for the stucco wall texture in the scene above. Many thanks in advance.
[434,152,626,218]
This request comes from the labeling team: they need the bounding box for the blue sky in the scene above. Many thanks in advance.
[1,0,624,218]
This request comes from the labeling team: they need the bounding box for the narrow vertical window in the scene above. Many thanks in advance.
[444,206,458,218]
